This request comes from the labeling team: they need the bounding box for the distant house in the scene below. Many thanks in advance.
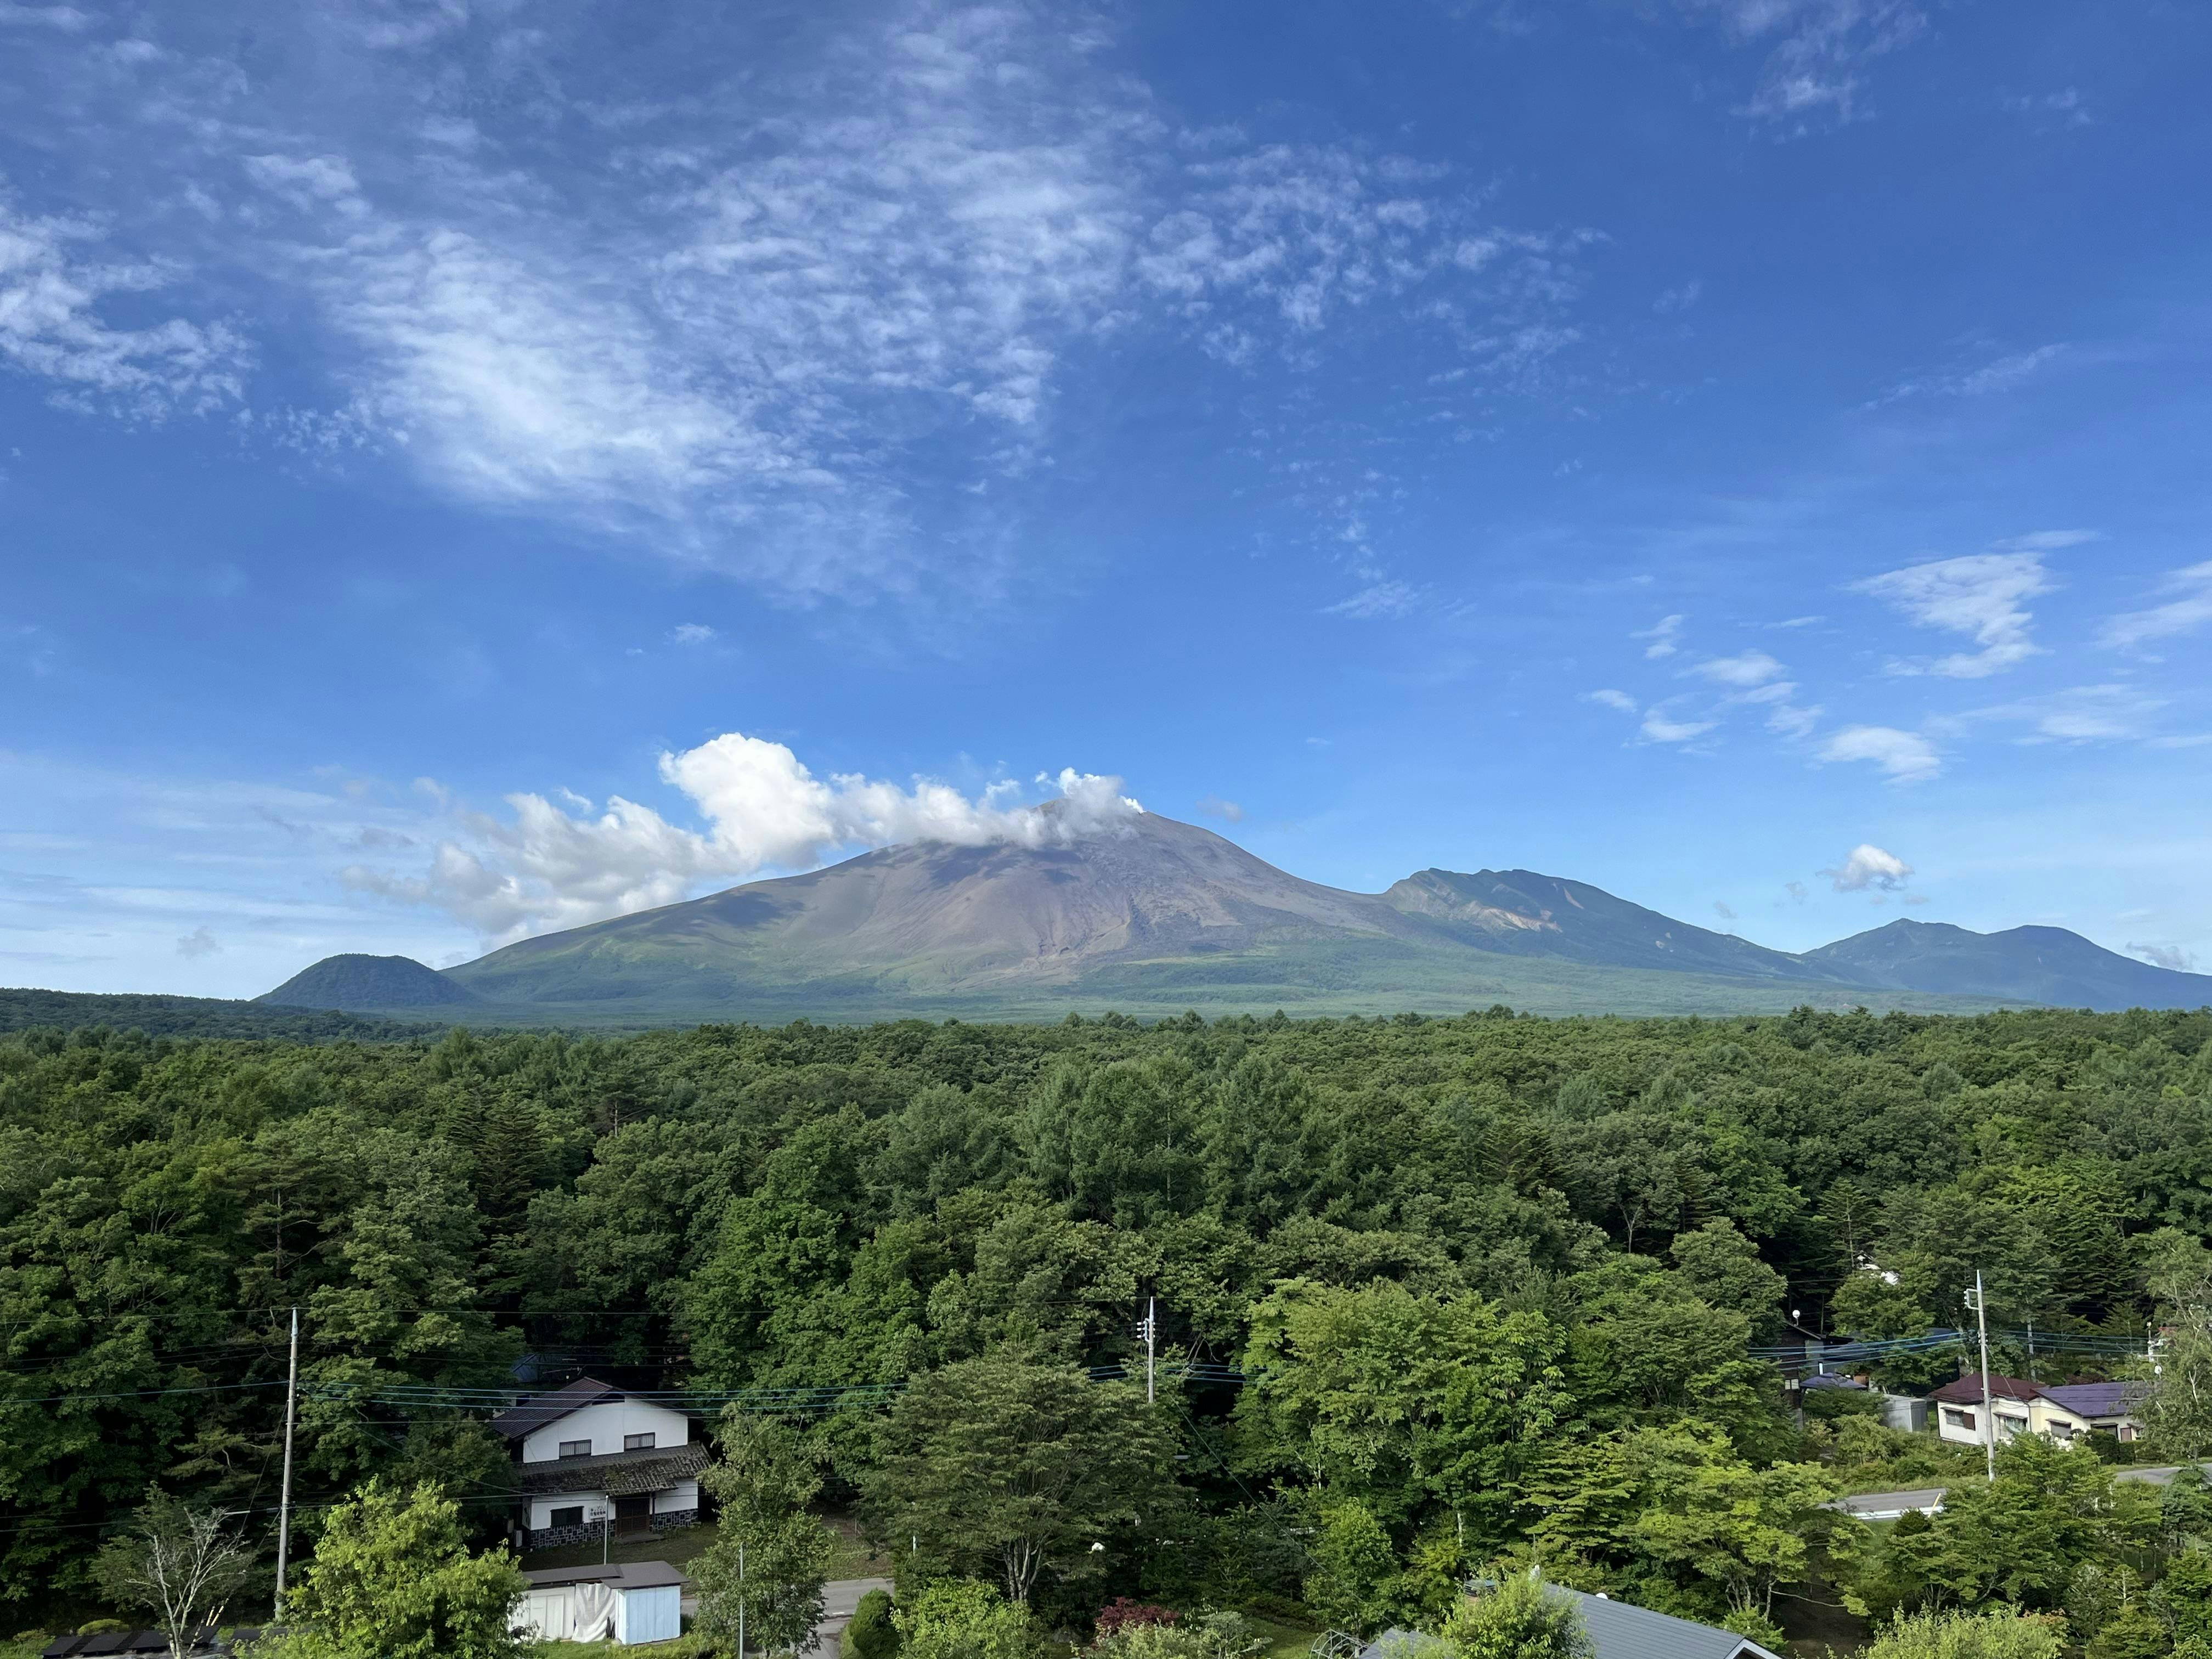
[490,1376,709,1550]
[1362,1585,1781,1659]
[1928,1374,2145,1449]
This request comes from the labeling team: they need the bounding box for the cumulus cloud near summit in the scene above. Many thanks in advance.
[346,733,1143,944]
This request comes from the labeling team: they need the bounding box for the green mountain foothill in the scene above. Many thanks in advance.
[249,811,2212,1026]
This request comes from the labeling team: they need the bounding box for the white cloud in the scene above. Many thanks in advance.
[176,925,221,957]
[1692,650,1784,687]
[1820,724,1940,782]
[0,195,249,419]
[1640,708,1716,743]
[0,3,1606,599]
[2101,561,2212,650]
[0,4,91,27]
[1324,580,1420,619]
[345,733,1145,943]
[1197,794,1245,823]
[1823,842,1913,892]
[1635,613,1685,658]
[1763,697,1822,740]
[1855,551,2050,678]
[1585,689,1639,714]
[670,623,718,645]
[1784,880,1808,903]
[1991,529,2101,553]
[1673,0,1927,127]
[2129,941,2199,974]
[1877,344,2066,404]
[1970,684,2165,744]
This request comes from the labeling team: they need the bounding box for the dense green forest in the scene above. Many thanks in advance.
[6,1005,2212,1650]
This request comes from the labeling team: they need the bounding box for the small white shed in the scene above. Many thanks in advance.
[516,1559,687,1645]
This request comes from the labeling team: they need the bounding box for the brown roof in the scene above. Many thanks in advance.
[1928,1375,2041,1406]
[490,1376,623,1440]
[518,1441,709,1496]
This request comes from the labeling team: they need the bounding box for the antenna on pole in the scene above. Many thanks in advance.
[1965,1272,1995,1483]
[274,1305,300,1621]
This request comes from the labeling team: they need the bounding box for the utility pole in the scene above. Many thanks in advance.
[273,1305,300,1621]
[1966,1272,1995,1483]
[737,1539,746,1658]
[1140,1296,1158,1405]
[2025,1314,2037,1384]
[601,1504,611,1566]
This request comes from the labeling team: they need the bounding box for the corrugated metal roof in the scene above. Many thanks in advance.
[1570,1593,1779,1659]
[524,1559,691,1590]
[2040,1381,2144,1420]
[1367,1589,1778,1659]
[489,1375,624,1440]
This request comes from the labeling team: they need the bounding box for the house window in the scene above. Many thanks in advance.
[558,1438,592,1459]
[1943,1407,1975,1432]
[1996,1414,2028,1440]
[624,1432,656,1451]
[550,1506,584,1530]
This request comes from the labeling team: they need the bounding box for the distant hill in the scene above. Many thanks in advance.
[0,988,437,1042]
[249,812,2211,1025]
[1803,919,2212,1011]
[259,953,479,1010]
[1382,868,1853,983]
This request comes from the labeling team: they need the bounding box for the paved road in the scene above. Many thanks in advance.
[803,1577,895,1659]
[675,1575,894,1655]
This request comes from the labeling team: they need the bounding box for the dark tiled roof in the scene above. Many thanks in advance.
[518,1441,709,1496]
[1802,1373,1866,1390]
[1928,1374,2041,1405]
[490,1376,623,1440]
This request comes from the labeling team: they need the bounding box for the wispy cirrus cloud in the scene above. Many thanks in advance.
[1874,343,2067,405]
[1672,0,1927,128]
[0,195,249,419]
[0,2,1607,601]
[2101,561,2212,651]
[1855,550,2053,679]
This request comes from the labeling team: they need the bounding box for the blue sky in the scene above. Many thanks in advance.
[3,0,2209,998]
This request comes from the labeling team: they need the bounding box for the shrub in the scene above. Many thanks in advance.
[1864,1609,2064,1659]
[844,1588,900,1659]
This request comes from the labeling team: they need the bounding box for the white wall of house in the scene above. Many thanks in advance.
[521,1400,690,1464]
[531,1490,611,1531]
[529,1480,699,1531]
[1937,1397,2098,1448]
[653,1479,699,1515]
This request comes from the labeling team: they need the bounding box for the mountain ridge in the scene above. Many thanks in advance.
[258,813,2212,1021]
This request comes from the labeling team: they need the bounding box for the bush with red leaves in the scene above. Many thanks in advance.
[1096,1598,1180,1637]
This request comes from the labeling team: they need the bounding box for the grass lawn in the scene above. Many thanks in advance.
[1246,1615,1324,1656]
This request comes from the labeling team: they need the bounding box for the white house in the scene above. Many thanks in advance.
[1929,1375,2145,1451]
[516,1561,687,1645]
[490,1376,708,1550]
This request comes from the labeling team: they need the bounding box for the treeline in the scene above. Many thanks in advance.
[4,1005,2211,1640]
